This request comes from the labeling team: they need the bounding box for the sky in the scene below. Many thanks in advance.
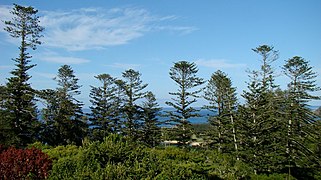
[0,0,321,108]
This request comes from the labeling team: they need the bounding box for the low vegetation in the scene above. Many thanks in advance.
[0,146,52,179]
[1,4,321,179]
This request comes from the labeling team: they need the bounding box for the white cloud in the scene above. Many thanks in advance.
[0,5,21,46]
[0,5,12,33]
[77,72,98,81]
[154,26,198,35]
[33,72,56,79]
[39,7,196,51]
[34,72,97,81]
[41,56,90,64]
[195,59,246,68]
[0,5,196,51]
[0,65,13,70]
[106,63,141,70]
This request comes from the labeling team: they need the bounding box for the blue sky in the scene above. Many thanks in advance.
[1,0,321,107]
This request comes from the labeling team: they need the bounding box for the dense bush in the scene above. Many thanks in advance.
[0,147,52,179]
[251,173,296,180]
[12,134,314,179]
[0,144,6,154]
[44,134,137,179]
[44,134,252,179]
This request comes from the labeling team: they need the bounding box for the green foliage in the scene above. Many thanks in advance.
[89,73,121,141]
[44,144,80,160]
[118,69,148,140]
[252,45,279,90]
[187,148,247,178]
[1,7,321,178]
[28,141,52,151]
[45,134,253,179]
[282,56,321,178]
[45,134,136,179]
[192,123,211,135]
[203,70,239,154]
[251,173,296,180]
[140,91,162,147]
[166,61,205,145]
[2,3,44,147]
[0,86,17,146]
[39,65,87,146]
[238,45,287,174]
[283,56,320,102]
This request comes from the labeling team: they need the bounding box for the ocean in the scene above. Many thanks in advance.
[82,107,214,124]
[50,105,320,125]
[158,107,215,124]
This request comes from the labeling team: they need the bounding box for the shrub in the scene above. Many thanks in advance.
[0,144,6,154]
[46,134,138,179]
[251,173,296,180]
[0,147,52,179]
[46,134,253,179]
[44,144,80,160]
[28,141,52,151]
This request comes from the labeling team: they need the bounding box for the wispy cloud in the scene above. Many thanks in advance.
[37,7,196,51]
[155,26,198,35]
[195,59,246,69]
[0,5,12,33]
[106,63,141,70]
[34,72,97,81]
[0,5,196,51]
[0,65,14,70]
[41,56,90,64]
[35,49,90,64]
[33,72,56,79]
[0,5,21,46]
[77,72,99,81]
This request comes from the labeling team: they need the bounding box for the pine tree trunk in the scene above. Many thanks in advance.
[252,107,257,175]
[218,102,222,153]
[230,114,238,156]
[228,102,238,160]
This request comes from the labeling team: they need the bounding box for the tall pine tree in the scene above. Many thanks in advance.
[2,4,43,146]
[238,45,286,174]
[118,69,148,140]
[283,56,321,178]
[204,70,239,156]
[40,65,87,146]
[165,61,204,145]
[89,74,121,141]
[141,91,162,147]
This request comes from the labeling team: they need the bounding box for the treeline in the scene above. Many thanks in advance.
[1,4,321,179]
